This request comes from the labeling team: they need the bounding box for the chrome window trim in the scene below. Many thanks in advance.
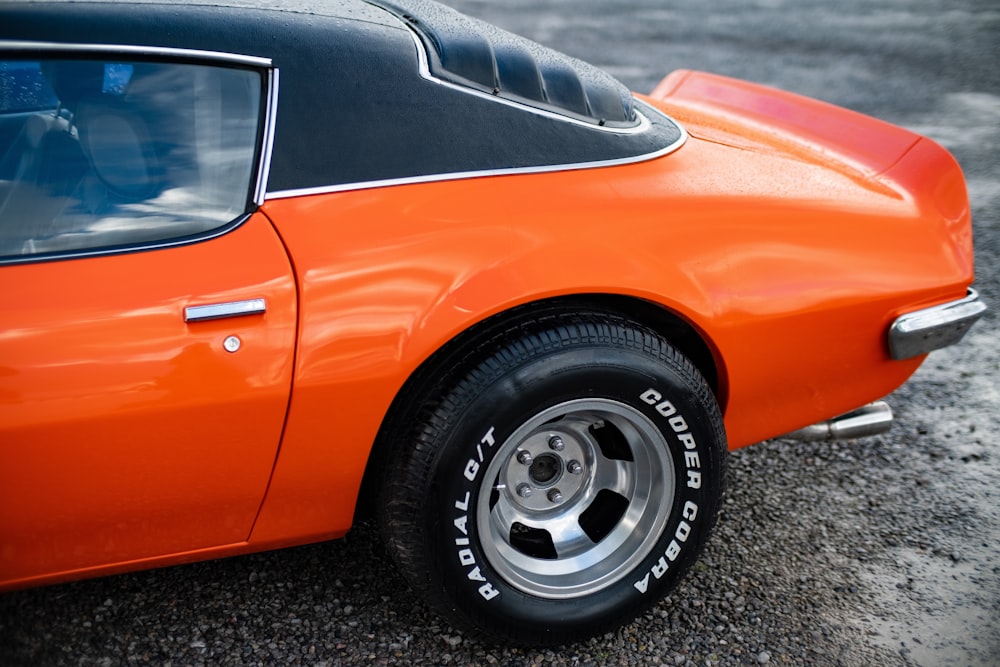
[265,119,687,199]
[888,288,987,360]
[0,40,272,68]
[254,67,279,206]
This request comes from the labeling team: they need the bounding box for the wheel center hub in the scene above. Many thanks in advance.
[505,430,592,511]
[529,453,561,486]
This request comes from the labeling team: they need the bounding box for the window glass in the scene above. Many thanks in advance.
[0,58,263,259]
[0,61,58,112]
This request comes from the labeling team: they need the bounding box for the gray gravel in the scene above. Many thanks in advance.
[2,0,998,665]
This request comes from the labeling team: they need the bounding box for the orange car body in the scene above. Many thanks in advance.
[0,2,981,592]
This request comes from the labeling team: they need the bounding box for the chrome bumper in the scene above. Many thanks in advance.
[888,288,987,360]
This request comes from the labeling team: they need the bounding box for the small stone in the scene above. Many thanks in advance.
[758,651,771,664]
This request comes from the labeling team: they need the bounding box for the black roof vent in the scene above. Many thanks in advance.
[373,0,638,128]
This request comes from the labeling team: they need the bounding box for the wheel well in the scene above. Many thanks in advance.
[354,294,725,522]
[569,294,722,397]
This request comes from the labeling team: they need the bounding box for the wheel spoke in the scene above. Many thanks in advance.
[492,489,594,556]
[592,455,634,497]
[491,489,536,532]
[545,512,595,558]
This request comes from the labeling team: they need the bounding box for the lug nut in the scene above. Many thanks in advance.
[547,488,564,503]
[516,483,533,498]
[548,435,565,451]
[567,460,583,475]
[516,450,533,465]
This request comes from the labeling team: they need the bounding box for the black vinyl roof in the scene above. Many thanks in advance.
[0,0,683,194]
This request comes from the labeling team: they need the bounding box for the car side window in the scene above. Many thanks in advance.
[0,57,263,260]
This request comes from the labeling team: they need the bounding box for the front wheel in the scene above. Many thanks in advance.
[377,315,726,645]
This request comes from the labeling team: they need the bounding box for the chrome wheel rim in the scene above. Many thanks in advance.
[476,398,674,599]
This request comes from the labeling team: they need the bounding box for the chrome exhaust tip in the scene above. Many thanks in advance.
[782,401,894,442]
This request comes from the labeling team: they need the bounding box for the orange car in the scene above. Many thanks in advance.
[0,0,986,645]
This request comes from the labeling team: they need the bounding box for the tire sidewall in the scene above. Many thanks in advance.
[425,343,722,641]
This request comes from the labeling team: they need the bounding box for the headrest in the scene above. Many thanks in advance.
[73,96,160,200]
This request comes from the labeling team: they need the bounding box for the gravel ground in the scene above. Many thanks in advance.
[2,1,998,665]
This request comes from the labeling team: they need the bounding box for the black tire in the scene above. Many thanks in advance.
[377,314,726,645]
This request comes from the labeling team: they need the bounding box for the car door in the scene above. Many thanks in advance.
[0,52,296,586]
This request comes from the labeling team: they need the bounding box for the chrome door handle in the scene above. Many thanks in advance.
[184,298,267,323]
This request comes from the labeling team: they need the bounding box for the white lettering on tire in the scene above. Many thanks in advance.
[634,388,704,594]
[454,428,502,601]
[462,427,496,482]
